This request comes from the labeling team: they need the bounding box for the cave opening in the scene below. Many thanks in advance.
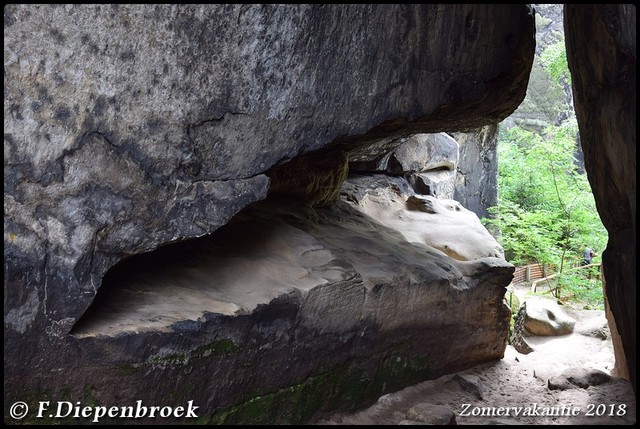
[70,196,349,338]
[71,122,508,339]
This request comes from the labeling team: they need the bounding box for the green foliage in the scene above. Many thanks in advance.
[486,35,606,309]
[483,122,608,270]
[505,288,521,340]
[540,40,571,86]
[548,270,604,310]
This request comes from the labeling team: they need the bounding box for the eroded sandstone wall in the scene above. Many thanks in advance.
[564,4,636,393]
[4,4,534,422]
[453,125,499,219]
[5,3,533,334]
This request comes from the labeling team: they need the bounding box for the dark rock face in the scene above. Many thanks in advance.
[564,4,636,393]
[350,133,460,200]
[4,4,534,422]
[14,198,514,424]
[349,128,499,219]
[268,149,349,207]
[505,4,573,132]
[4,3,533,329]
[453,125,499,219]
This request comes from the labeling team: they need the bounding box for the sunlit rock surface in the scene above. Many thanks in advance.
[341,175,504,261]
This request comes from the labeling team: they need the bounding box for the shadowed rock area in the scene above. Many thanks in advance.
[66,197,514,424]
[73,195,512,339]
[4,3,533,333]
[452,125,499,219]
[564,4,636,392]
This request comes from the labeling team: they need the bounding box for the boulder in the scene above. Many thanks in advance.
[523,297,576,336]
[350,133,460,199]
[576,312,610,340]
[341,175,505,261]
[547,367,611,390]
[66,198,513,424]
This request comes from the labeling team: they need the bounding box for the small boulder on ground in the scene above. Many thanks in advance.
[547,367,611,390]
[523,297,576,336]
[576,312,609,340]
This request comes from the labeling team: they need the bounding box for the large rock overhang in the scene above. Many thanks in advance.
[4,4,534,423]
[4,3,533,331]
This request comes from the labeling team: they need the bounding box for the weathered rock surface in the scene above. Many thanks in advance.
[341,175,505,261]
[405,403,457,425]
[351,133,457,171]
[548,367,611,391]
[268,148,349,207]
[452,125,499,219]
[4,4,536,423]
[576,311,610,340]
[4,2,533,330]
[350,132,460,200]
[348,126,500,220]
[511,303,534,354]
[522,297,576,337]
[42,198,514,423]
[449,374,485,400]
[505,4,571,132]
[565,4,636,390]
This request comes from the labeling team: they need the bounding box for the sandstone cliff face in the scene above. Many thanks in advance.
[505,4,572,131]
[4,3,532,332]
[564,4,636,392]
[4,4,534,422]
[453,125,499,219]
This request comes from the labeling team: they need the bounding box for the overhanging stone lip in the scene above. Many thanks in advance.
[70,196,513,340]
[4,4,534,334]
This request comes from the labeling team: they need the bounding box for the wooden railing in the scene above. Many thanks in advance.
[530,263,602,293]
[512,263,553,285]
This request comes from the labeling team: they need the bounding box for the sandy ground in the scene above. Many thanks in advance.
[321,291,636,425]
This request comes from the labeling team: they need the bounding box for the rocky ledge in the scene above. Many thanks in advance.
[58,191,513,424]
